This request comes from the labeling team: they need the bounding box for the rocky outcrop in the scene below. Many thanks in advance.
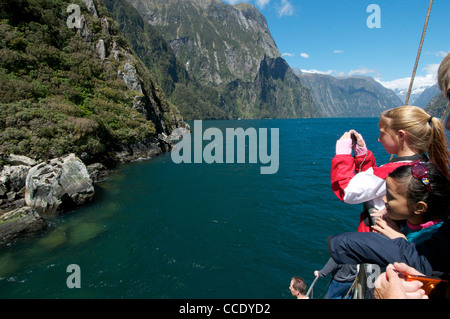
[6,154,37,167]
[82,0,98,18]
[0,154,96,245]
[0,206,48,245]
[118,62,143,93]
[25,154,94,214]
[0,163,31,212]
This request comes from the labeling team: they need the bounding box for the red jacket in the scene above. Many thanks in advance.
[331,152,429,232]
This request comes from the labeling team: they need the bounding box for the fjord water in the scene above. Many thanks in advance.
[0,118,389,299]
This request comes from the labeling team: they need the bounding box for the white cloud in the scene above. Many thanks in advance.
[348,67,378,77]
[282,52,295,57]
[278,0,294,17]
[300,52,309,58]
[377,74,436,91]
[301,69,334,75]
[376,64,438,91]
[256,0,271,9]
[435,50,450,57]
[333,50,343,54]
[422,63,439,75]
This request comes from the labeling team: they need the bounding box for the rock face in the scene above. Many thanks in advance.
[25,154,95,214]
[0,153,96,245]
[130,0,281,86]
[0,206,48,244]
[222,56,318,118]
[118,0,322,120]
[0,164,31,212]
[114,139,163,163]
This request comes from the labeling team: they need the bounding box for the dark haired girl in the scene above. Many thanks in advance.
[372,162,450,244]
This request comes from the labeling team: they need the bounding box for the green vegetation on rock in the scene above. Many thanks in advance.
[0,0,184,163]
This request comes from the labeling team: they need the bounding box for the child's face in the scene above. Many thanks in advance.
[383,176,411,221]
[378,120,400,155]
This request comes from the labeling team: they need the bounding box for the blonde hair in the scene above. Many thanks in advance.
[380,105,450,180]
[438,52,450,94]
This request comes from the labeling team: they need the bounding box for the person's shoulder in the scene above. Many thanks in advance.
[374,161,405,178]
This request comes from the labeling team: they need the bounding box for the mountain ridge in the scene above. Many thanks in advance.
[128,0,281,85]
[293,69,404,117]
[121,0,320,119]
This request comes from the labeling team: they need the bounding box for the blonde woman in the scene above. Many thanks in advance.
[331,105,450,232]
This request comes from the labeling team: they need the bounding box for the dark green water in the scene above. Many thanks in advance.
[0,118,390,298]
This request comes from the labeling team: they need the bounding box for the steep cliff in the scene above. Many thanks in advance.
[222,56,318,118]
[103,0,229,120]
[128,0,280,86]
[0,0,187,165]
[122,0,320,119]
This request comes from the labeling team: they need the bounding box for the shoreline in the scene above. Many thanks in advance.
[0,136,173,247]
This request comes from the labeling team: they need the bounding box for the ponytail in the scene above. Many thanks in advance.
[428,116,450,181]
[381,106,450,181]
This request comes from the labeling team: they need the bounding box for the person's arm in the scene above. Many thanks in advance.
[331,131,379,204]
[371,216,406,240]
[315,257,339,278]
[327,232,434,276]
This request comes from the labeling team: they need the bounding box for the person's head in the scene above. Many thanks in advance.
[438,52,450,130]
[289,277,307,299]
[383,162,450,224]
[379,105,450,180]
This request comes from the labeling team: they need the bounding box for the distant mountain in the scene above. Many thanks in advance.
[393,88,419,105]
[293,70,403,117]
[222,56,318,118]
[412,84,440,108]
[393,83,439,106]
[123,0,320,119]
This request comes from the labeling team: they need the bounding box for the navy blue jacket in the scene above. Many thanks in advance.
[328,218,450,276]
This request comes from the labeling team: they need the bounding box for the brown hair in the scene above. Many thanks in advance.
[291,277,307,294]
[380,105,450,181]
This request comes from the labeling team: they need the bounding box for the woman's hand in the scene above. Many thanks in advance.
[374,263,428,299]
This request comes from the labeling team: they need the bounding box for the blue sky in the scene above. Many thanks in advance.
[223,0,450,92]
